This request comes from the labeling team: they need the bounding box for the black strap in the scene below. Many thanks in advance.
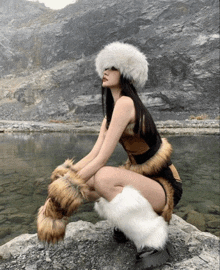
[132,138,161,164]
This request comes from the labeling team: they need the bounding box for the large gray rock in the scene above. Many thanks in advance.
[0,0,219,121]
[0,215,219,270]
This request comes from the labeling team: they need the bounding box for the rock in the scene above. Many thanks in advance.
[7,213,32,225]
[195,200,220,214]
[0,233,37,260]
[0,226,11,240]
[186,210,206,232]
[174,204,195,219]
[0,0,219,121]
[209,204,220,215]
[0,215,219,270]
[207,220,220,229]
[203,214,220,236]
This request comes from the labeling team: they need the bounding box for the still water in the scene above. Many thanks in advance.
[0,133,219,245]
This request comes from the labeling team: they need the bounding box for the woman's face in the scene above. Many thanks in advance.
[102,67,121,89]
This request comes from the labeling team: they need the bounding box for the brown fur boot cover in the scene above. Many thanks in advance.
[37,198,68,243]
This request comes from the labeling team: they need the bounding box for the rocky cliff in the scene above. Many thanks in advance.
[0,215,219,270]
[0,0,219,121]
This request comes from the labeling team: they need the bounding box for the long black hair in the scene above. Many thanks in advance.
[101,75,161,147]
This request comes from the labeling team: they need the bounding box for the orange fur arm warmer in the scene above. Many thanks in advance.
[37,159,89,244]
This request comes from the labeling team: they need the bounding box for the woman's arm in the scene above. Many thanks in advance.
[77,96,135,181]
[73,118,107,171]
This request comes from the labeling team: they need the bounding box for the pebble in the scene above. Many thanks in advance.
[25,264,37,270]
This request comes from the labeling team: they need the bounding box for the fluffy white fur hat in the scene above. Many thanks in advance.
[95,42,149,88]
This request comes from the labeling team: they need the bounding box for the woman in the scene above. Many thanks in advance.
[71,42,183,268]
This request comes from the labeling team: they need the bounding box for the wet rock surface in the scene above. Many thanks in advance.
[0,0,219,121]
[0,215,219,270]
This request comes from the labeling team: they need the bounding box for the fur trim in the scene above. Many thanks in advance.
[120,138,174,222]
[95,42,149,87]
[37,198,68,243]
[122,138,172,175]
[38,160,88,243]
[94,197,109,219]
[51,159,77,182]
[38,160,87,244]
[153,177,174,222]
[48,170,89,216]
[94,186,168,250]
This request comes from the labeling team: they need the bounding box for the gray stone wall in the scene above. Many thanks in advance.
[0,0,219,121]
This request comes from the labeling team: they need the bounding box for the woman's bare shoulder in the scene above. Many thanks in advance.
[114,96,135,123]
[115,96,134,108]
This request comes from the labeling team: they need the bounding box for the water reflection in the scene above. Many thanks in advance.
[0,133,219,245]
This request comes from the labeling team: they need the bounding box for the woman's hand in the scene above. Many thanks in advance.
[77,96,135,182]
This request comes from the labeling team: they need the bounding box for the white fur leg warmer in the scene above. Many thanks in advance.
[94,197,109,219]
[94,186,168,250]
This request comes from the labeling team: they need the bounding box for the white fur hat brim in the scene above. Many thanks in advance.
[95,42,149,87]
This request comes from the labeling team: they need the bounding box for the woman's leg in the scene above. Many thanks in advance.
[85,176,101,202]
[93,166,166,213]
[92,166,170,268]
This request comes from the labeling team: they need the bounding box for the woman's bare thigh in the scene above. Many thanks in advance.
[93,166,166,213]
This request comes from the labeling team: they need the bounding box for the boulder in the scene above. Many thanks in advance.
[0,0,219,121]
[186,210,206,232]
[0,215,219,270]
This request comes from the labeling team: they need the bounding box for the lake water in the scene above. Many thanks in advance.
[0,132,219,245]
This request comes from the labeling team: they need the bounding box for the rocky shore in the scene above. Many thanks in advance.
[0,119,219,135]
[0,215,219,270]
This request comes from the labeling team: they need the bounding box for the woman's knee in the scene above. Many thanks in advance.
[95,166,113,179]
[93,166,114,196]
[86,176,95,189]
